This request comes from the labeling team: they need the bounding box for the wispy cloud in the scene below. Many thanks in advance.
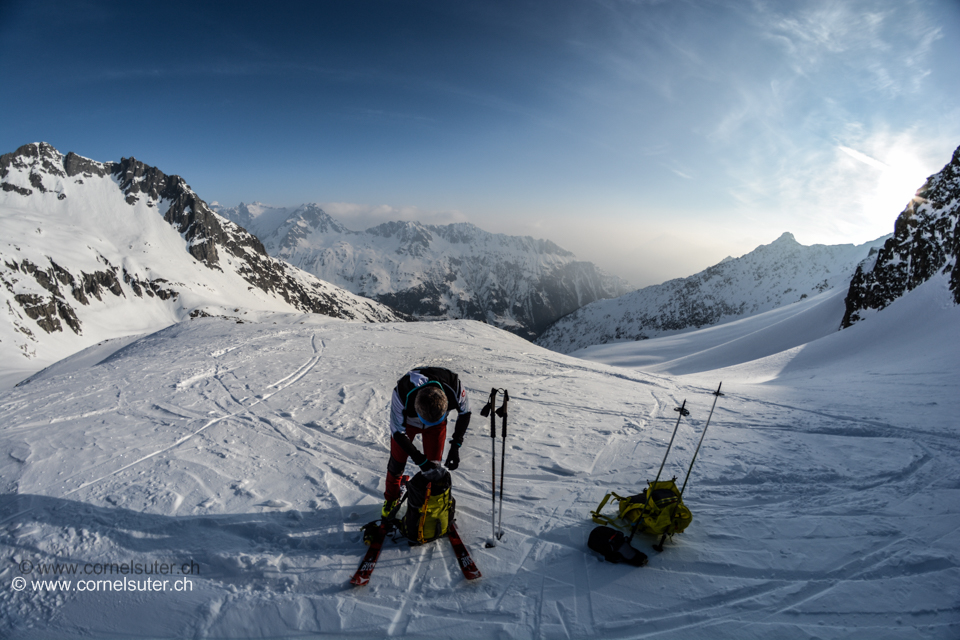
[837,145,889,170]
[320,202,468,231]
[728,127,946,244]
[689,0,956,246]
[756,0,942,97]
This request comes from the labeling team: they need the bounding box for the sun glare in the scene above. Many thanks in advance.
[836,143,933,237]
[868,148,929,216]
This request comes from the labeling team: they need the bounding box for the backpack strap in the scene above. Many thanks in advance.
[591,491,627,526]
[593,491,657,528]
[416,482,433,544]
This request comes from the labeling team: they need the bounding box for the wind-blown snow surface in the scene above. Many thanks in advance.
[2,300,958,638]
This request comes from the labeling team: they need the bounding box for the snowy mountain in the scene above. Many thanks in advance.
[0,143,404,372]
[213,202,631,339]
[536,231,887,353]
[1,272,957,638]
[842,143,960,327]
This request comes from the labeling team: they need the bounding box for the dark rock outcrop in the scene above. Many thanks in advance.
[841,144,960,327]
[0,256,170,336]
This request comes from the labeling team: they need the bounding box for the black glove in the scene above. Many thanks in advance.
[418,459,444,482]
[444,441,461,471]
[410,448,428,468]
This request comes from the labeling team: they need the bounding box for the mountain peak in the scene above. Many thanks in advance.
[774,231,798,244]
[537,230,886,353]
[916,143,960,206]
[1,142,66,182]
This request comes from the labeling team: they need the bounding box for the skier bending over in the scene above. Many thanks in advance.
[382,366,471,516]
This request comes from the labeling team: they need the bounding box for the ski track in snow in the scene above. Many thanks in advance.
[0,317,958,639]
[58,334,326,499]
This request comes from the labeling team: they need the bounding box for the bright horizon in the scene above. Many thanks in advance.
[2,0,958,287]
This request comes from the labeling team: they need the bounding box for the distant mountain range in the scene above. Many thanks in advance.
[842,143,960,326]
[5,139,955,371]
[535,231,888,354]
[212,202,631,339]
[0,143,404,367]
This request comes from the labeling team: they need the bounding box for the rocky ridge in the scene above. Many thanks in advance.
[842,144,960,327]
[0,143,404,364]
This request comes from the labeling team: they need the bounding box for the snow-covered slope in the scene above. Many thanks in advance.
[843,143,960,326]
[1,278,957,638]
[0,143,404,377]
[214,202,631,339]
[575,268,959,383]
[573,284,850,375]
[536,232,887,353]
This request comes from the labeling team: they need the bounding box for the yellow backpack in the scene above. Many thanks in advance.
[589,386,723,553]
[591,478,692,537]
[400,469,455,544]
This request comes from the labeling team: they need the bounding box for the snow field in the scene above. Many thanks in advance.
[1,299,958,638]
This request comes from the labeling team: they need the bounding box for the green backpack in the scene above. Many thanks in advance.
[400,469,456,544]
[591,477,692,538]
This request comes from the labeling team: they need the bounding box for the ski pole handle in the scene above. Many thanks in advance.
[480,388,498,438]
[497,389,509,438]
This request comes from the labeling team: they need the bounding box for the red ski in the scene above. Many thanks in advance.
[447,522,481,580]
[350,525,386,586]
[350,478,408,587]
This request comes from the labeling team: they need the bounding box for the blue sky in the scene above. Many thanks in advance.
[2,0,958,286]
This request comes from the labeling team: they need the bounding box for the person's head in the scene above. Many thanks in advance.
[415,385,448,425]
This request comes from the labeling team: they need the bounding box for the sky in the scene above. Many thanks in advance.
[2,0,959,288]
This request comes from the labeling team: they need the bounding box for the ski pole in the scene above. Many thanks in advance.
[653,399,688,488]
[480,388,499,548]
[629,399,688,544]
[495,389,509,540]
[679,382,723,498]
[655,385,723,552]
